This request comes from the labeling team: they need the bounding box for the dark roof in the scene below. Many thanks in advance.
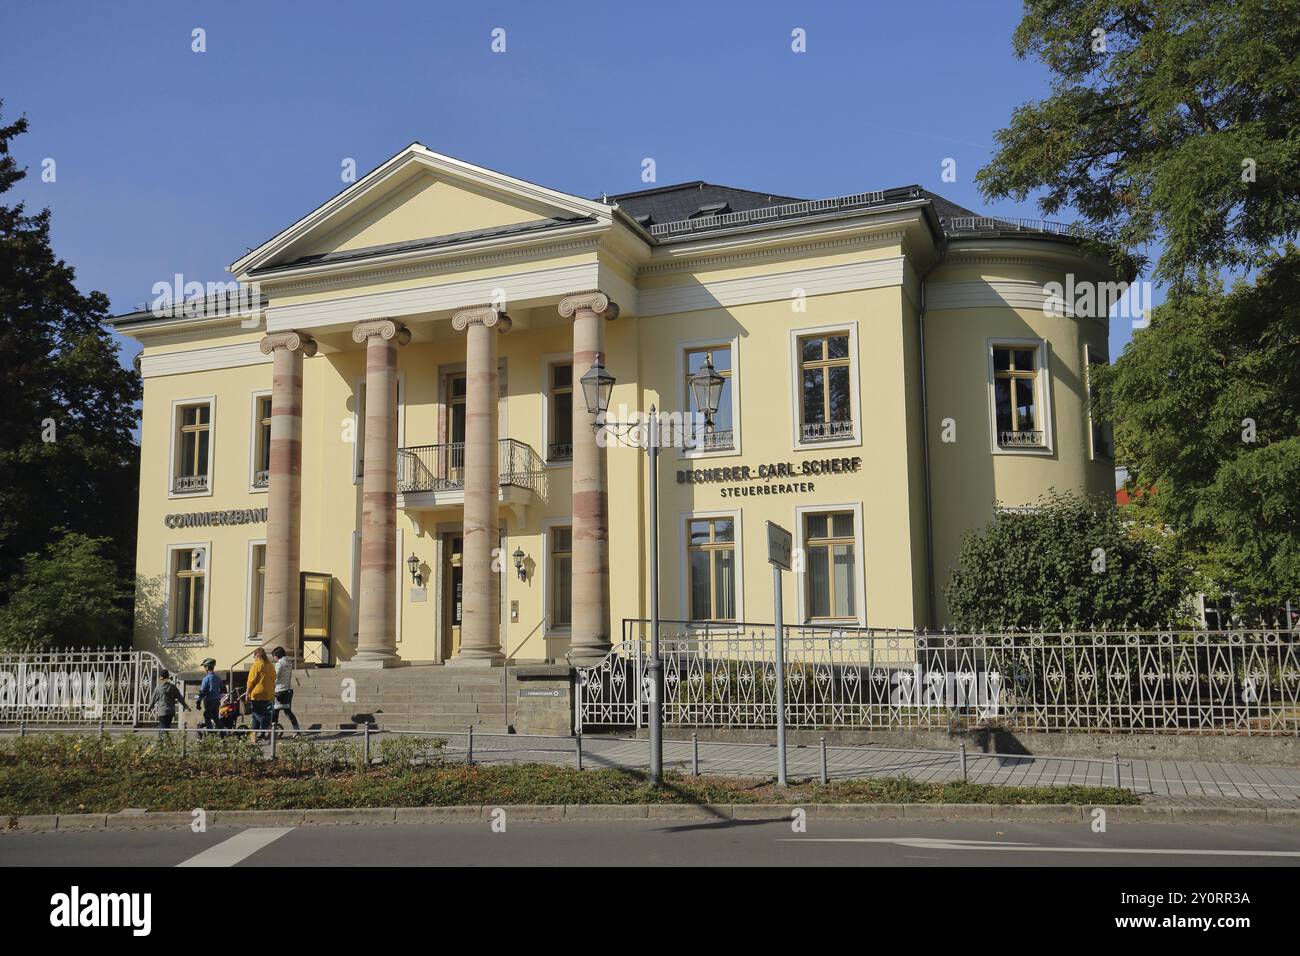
[607,181,803,228]
[248,215,596,276]
[918,189,982,228]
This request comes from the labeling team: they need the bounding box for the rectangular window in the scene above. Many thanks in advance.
[171,547,207,641]
[687,517,736,622]
[173,402,211,493]
[685,346,734,451]
[549,364,573,462]
[798,333,853,442]
[249,543,266,641]
[804,511,855,621]
[1086,349,1114,461]
[253,395,272,488]
[550,526,572,629]
[992,346,1044,448]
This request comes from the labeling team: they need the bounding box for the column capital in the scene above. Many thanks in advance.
[351,319,411,345]
[259,330,318,356]
[559,291,619,321]
[451,305,512,333]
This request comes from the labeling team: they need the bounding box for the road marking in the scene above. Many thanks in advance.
[782,837,1300,857]
[176,827,295,867]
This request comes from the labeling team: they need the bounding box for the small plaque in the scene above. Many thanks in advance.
[766,521,793,571]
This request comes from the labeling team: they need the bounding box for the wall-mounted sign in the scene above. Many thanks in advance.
[677,456,862,498]
[163,508,267,529]
[766,521,793,571]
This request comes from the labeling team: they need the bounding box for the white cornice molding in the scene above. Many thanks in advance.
[926,278,1107,325]
[638,257,906,317]
[640,226,912,277]
[140,341,272,379]
[266,261,600,333]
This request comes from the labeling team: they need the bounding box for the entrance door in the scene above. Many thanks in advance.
[442,534,463,659]
[445,373,466,486]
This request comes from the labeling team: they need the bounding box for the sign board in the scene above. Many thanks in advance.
[519,689,562,699]
[766,521,793,571]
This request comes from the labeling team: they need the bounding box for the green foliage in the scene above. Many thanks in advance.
[0,531,131,649]
[1094,253,1300,615]
[976,1,1300,286]
[0,105,140,634]
[945,491,1192,630]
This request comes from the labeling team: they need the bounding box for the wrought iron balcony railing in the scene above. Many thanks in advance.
[547,442,573,462]
[800,420,854,443]
[684,428,735,452]
[998,429,1044,448]
[172,474,209,494]
[397,438,544,495]
[253,470,269,488]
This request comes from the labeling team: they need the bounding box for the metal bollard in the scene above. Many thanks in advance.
[466,725,474,765]
[575,732,584,771]
[362,723,370,768]
[691,733,700,777]
[959,742,968,782]
[819,737,828,785]
[1113,751,1121,789]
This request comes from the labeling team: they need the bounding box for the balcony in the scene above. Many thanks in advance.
[397,439,545,522]
[547,442,573,462]
[800,420,855,443]
[171,474,209,494]
[684,427,735,453]
[998,429,1044,448]
[253,470,269,488]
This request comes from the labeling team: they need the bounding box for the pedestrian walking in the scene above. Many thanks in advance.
[151,669,187,734]
[195,658,225,735]
[245,648,276,741]
[271,646,301,735]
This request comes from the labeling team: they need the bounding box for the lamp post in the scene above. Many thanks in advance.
[580,352,722,784]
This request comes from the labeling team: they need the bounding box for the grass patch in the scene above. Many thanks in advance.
[0,733,1137,815]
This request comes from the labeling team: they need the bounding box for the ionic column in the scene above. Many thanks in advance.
[259,331,317,651]
[559,291,619,667]
[450,306,511,666]
[350,319,410,666]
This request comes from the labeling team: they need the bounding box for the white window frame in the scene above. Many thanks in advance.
[677,335,742,460]
[245,538,267,645]
[352,373,406,484]
[248,389,272,493]
[539,352,574,468]
[793,502,865,627]
[163,541,212,646]
[788,322,862,451]
[167,395,216,498]
[1084,344,1114,462]
[677,508,745,624]
[986,338,1054,456]
[540,517,573,637]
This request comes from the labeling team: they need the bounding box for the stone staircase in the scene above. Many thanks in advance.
[288,665,512,734]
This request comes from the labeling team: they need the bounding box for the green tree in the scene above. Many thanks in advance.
[0,106,141,619]
[976,0,1300,286]
[945,492,1192,630]
[0,531,131,650]
[1093,254,1300,616]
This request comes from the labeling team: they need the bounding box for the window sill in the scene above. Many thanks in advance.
[166,635,209,647]
[793,436,861,453]
[678,444,739,461]
[168,487,214,500]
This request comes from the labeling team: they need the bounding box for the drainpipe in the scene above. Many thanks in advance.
[917,244,947,631]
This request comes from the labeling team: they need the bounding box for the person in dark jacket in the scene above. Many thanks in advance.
[151,669,187,732]
[195,659,225,735]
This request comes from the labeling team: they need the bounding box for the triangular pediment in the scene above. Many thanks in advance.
[231,144,611,277]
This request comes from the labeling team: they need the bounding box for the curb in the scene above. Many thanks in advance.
[6,803,1299,831]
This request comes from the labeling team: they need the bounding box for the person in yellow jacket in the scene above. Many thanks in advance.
[245,647,277,741]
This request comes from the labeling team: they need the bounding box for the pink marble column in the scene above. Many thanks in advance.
[258,332,316,652]
[559,291,619,667]
[350,319,410,666]
[449,306,510,666]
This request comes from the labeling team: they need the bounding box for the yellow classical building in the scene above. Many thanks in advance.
[111,144,1117,673]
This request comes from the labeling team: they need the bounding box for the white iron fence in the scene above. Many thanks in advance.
[0,648,165,725]
[577,621,1300,736]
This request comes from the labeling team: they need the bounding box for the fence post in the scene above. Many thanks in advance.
[466,725,474,765]
[99,719,105,737]
[691,732,699,776]
[19,720,25,738]
[1113,752,1121,789]
[362,723,370,768]
[180,723,187,760]
[575,731,583,771]
[819,736,828,785]
[269,719,277,760]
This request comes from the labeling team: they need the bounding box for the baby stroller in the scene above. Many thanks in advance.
[217,690,243,730]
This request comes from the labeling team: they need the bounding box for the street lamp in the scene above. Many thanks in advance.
[581,353,723,784]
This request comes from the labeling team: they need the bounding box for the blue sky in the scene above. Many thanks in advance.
[0,0,1156,366]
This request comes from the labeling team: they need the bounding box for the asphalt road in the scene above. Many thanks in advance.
[4,820,1300,867]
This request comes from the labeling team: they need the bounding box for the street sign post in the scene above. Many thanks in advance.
[766,521,792,786]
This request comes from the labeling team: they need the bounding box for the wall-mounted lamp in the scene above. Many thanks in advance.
[512,546,527,581]
[406,553,422,587]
